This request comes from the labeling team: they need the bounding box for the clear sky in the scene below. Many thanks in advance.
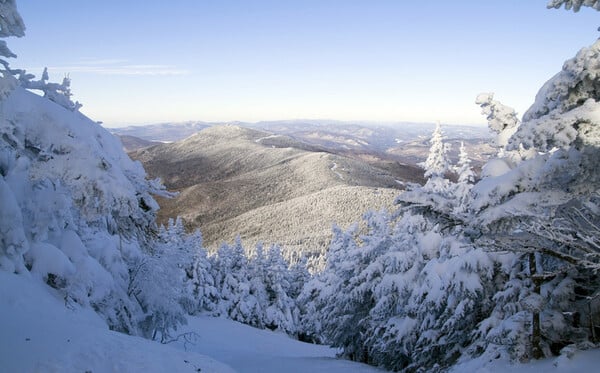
[6,1,600,127]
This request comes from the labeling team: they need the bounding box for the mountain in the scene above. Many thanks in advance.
[130,124,409,255]
[117,135,162,152]
[111,121,212,142]
[114,119,494,171]
[249,119,491,152]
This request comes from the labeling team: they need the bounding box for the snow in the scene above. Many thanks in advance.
[2,3,600,371]
[255,134,281,143]
[450,348,600,373]
[330,161,344,180]
[0,269,383,372]
[0,271,233,373]
[25,241,75,278]
[175,317,383,373]
[0,271,381,373]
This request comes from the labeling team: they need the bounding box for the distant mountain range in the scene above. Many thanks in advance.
[120,121,494,255]
[112,119,491,149]
[113,121,212,143]
[113,119,494,167]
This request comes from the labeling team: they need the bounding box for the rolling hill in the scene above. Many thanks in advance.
[130,125,415,256]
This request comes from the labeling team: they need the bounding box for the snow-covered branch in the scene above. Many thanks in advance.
[547,0,600,12]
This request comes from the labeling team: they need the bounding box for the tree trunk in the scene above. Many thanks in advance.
[529,253,543,359]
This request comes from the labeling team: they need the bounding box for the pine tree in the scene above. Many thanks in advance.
[263,244,297,334]
[419,122,450,180]
[455,142,475,184]
[471,14,600,358]
[0,0,24,97]
[188,243,219,314]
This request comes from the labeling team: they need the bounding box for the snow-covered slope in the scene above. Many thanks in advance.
[174,317,383,373]
[0,271,233,373]
[0,269,382,373]
[0,85,176,336]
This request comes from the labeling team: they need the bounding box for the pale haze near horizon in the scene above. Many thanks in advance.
[8,1,600,128]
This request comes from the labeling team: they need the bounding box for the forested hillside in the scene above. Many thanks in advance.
[130,124,403,255]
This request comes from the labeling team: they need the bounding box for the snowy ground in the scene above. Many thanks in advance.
[2,270,599,372]
[173,316,382,373]
[0,271,379,372]
[0,271,232,373]
[449,349,600,373]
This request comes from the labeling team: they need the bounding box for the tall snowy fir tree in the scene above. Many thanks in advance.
[455,142,475,184]
[419,122,450,180]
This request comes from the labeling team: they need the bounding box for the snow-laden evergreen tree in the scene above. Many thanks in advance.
[262,245,298,334]
[19,68,82,111]
[547,0,600,11]
[456,142,476,184]
[0,0,23,98]
[475,93,519,153]
[300,223,364,357]
[212,238,249,318]
[469,9,600,358]
[288,254,310,301]
[419,122,450,180]
[302,206,503,371]
[130,217,206,342]
[0,0,24,39]
[188,242,219,314]
[202,239,303,334]
[0,1,190,340]
[452,142,476,213]
[399,124,463,226]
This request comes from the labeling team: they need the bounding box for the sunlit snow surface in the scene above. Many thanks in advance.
[0,271,232,373]
[174,316,382,373]
[0,271,380,372]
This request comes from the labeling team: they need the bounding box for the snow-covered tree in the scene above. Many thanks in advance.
[0,1,189,341]
[262,245,297,334]
[450,142,476,214]
[547,0,600,11]
[419,122,450,179]
[397,123,465,229]
[0,0,24,40]
[300,223,363,356]
[302,205,504,371]
[475,93,521,159]
[0,0,24,98]
[130,216,203,342]
[469,22,600,359]
[187,236,219,315]
[455,142,476,184]
[19,68,82,111]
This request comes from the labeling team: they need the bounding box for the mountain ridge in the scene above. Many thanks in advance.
[130,124,407,254]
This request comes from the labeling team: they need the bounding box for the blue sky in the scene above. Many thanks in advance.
[7,1,600,127]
